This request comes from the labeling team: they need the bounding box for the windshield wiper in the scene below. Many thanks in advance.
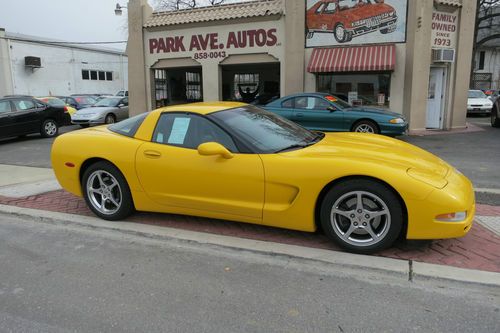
[274,141,318,153]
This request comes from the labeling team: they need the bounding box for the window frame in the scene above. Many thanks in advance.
[151,112,242,153]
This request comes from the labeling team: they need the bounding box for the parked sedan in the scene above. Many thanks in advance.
[57,95,97,110]
[467,90,493,115]
[0,96,71,139]
[52,102,474,254]
[264,93,407,136]
[71,97,128,127]
[37,96,77,116]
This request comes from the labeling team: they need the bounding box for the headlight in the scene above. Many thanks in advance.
[486,102,493,107]
[436,211,467,222]
[389,118,405,124]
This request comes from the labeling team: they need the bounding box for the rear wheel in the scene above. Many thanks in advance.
[352,120,379,134]
[82,161,134,220]
[40,119,58,138]
[105,114,116,124]
[491,106,500,127]
[320,179,404,253]
[334,23,352,43]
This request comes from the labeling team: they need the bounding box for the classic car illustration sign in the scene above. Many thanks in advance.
[431,9,458,49]
[306,0,408,47]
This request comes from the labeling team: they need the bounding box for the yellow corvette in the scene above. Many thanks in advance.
[51,102,475,253]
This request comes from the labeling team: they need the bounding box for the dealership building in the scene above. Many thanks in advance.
[127,0,474,132]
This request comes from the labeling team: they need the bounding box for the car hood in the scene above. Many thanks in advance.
[346,106,403,118]
[467,98,491,105]
[75,106,117,115]
[285,133,450,177]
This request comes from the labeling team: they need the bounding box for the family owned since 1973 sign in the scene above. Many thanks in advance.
[431,10,458,49]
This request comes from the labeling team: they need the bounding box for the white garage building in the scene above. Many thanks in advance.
[0,28,128,97]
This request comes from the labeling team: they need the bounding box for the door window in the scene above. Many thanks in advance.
[0,101,12,113]
[281,98,294,108]
[153,113,237,152]
[295,97,330,110]
[13,99,36,111]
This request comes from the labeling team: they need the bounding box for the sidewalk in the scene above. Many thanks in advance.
[1,165,499,274]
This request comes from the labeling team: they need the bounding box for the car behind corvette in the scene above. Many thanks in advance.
[51,102,474,253]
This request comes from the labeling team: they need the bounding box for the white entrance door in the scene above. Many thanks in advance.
[426,67,446,129]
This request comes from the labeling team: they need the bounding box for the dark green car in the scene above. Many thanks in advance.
[264,93,408,136]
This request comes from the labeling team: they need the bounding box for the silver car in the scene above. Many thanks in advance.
[71,97,128,127]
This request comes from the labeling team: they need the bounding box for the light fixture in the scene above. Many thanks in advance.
[115,3,127,16]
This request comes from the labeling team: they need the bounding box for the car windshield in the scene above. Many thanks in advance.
[94,97,121,107]
[468,90,487,99]
[74,96,96,105]
[210,105,323,154]
[327,95,352,108]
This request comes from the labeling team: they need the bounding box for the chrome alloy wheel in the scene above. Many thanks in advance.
[44,121,57,136]
[330,191,391,247]
[354,124,375,133]
[86,170,122,215]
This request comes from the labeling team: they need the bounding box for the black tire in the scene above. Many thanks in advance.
[492,106,500,127]
[320,179,404,254]
[81,161,134,220]
[352,120,379,134]
[306,30,314,39]
[105,114,116,124]
[40,119,59,138]
[333,23,352,43]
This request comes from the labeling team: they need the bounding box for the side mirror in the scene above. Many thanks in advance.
[197,142,233,159]
[327,106,337,112]
[118,103,125,108]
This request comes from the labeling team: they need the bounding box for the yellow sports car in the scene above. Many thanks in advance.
[51,102,475,253]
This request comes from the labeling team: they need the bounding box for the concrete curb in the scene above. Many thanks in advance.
[1,204,499,288]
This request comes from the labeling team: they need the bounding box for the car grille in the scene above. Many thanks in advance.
[471,105,483,107]
[367,13,391,27]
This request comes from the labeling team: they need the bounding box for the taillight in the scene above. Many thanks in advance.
[63,106,68,113]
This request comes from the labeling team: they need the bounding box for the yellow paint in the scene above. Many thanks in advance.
[51,103,475,240]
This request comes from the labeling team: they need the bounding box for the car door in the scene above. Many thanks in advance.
[0,100,15,138]
[135,112,265,219]
[116,97,129,121]
[292,96,344,131]
[10,98,42,135]
[265,97,296,121]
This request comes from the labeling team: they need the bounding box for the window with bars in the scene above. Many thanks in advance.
[186,72,202,101]
[234,73,260,100]
[154,69,168,107]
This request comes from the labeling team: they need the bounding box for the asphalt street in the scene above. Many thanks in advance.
[0,215,499,332]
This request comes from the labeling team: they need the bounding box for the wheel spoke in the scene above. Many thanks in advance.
[332,208,354,219]
[108,196,120,208]
[343,223,357,239]
[96,173,105,187]
[355,192,364,212]
[88,187,101,195]
[367,208,388,219]
[365,223,379,241]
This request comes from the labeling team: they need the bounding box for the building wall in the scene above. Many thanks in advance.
[6,41,128,96]
[0,29,14,97]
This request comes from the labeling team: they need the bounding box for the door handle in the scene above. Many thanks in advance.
[144,150,161,158]
[296,112,304,118]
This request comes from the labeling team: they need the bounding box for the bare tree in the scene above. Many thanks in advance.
[471,0,500,86]
[154,0,229,10]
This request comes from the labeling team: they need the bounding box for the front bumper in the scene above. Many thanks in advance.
[348,17,397,37]
[467,106,492,114]
[71,116,105,125]
[379,122,408,136]
[406,168,475,240]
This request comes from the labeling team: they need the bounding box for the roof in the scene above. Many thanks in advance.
[144,0,283,28]
[155,101,247,115]
[3,32,127,56]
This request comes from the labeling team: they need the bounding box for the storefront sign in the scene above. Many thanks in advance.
[306,0,408,48]
[149,29,278,55]
[431,10,458,49]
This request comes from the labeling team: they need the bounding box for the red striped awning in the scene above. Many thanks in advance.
[307,44,396,73]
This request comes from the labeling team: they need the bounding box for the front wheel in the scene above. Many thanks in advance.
[320,179,404,253]
[491,107,500,127]
[334,23,352,43]
[40,119,59,138]
[352,120,379,134]
[105,114,116,124]
[82,161,134,220]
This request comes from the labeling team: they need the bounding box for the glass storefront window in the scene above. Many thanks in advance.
[317,72,391,107]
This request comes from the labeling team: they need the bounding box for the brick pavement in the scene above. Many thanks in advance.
[1,190,499,273]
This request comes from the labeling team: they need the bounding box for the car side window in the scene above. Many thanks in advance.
[153,113,238,152]
[281,98,294,108]
[324,2,336,13]
[315,3,326,14]
[295,97,330,111]
[0,100,12,113]
[121,97,128,106]
[13,99,36,111]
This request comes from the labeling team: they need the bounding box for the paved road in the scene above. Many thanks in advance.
[0,215,499,333]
